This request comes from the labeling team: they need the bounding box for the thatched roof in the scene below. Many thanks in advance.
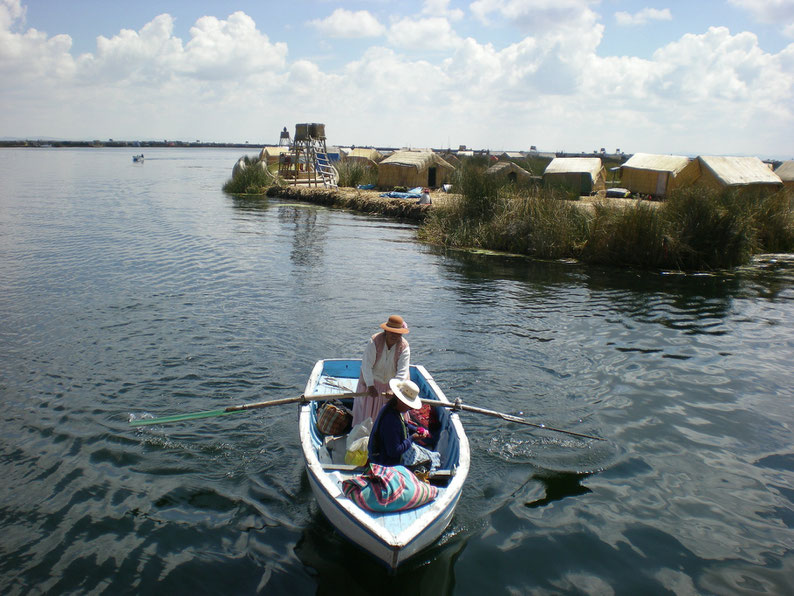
[486,161,531,178]
[774,160,794,182]
[346,148,382,161]
[259,146,290,160]
[698,156,782,186]
[380,149,454,171]
[436,152,461,167]
[544,157,603,177]
[622,153,690,174]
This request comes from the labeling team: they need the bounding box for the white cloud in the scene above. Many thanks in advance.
[0,1,74,82]
[0,0,25,28]
[729,0,794,37]
[615,8,673,26]
[181,12,287,79]
[421,0,464,21]
[74,12,287,85]
[308,9,385,38]
[0,2,792,155]
[388,17,463,50]
[471,0,599,31]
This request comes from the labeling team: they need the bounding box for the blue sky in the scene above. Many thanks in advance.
[2,0,793,157]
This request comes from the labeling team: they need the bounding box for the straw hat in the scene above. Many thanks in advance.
[388,379,422,410]
[380,314,409,334]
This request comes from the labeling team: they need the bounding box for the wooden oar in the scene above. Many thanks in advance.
[129,391,367,427]
[421,398,606,441]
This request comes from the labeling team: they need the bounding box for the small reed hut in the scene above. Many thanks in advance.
[774,161,794,195]
[486,161,535,184]
[260,146,291,165]
[378,150,455,189]
[345,147,383,166]
[679,156,783,195]
[437,151,461,168]
[619,153,693,198]
[543,157,606,195]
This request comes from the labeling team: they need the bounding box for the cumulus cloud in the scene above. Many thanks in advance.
[421,0,464,21]
[615,8,673,26]
[308,9,385,38]
[728,0,794,37]
[0,0,792,155]
[471,0,599,31]
[388,16,463,50]
[0,0,74,82]
[74,12,287,85]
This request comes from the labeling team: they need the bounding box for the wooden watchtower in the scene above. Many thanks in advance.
[278,123,337,188]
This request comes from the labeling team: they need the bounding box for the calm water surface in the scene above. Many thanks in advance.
[1,148,792,595]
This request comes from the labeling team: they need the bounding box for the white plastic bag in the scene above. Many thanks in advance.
[345,418,373,466]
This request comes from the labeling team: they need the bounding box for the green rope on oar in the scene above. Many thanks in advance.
[129,391,368,427]
[130,408,238,427]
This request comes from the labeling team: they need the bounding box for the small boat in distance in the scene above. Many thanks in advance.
[299,359,470,569]
[132,154,144,162]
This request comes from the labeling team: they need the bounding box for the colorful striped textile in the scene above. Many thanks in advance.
[342,464,438,512]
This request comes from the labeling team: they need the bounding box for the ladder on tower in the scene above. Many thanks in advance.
[314,148,337,189]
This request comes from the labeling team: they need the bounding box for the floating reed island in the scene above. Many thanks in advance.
[223,150,794,272]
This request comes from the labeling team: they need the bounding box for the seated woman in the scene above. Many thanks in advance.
[368,379,434,468]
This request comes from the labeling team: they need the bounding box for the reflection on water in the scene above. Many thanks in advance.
[294,508,466,595]
[0,148,792,594]
[524,472,593,509]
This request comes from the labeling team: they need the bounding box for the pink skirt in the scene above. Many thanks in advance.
[352,378,390,427]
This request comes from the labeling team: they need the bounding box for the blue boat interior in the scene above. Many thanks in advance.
[308,360,461,475]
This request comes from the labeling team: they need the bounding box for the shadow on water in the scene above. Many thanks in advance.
[430,246,794,316]
[294,509,467,596]
[522,471,592,509]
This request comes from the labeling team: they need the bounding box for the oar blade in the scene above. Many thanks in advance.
[129,408,237,427]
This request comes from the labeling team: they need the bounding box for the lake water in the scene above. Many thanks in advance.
[1,147,792,595]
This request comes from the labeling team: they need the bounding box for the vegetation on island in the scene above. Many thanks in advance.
[221,155,278,194]
[420,160,794,271]
[334,160,378,188]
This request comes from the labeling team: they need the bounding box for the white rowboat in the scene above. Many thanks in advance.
[299,359,470,569]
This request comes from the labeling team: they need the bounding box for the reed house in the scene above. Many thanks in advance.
[774,161,794,195]
[679,156,783,195]
[543,157,606,195]
[619,153,693,198]
[377,150,455,189]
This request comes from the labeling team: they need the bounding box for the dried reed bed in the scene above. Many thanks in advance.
[266,186,434,221]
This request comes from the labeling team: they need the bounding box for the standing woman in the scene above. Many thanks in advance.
[352,315,410,427]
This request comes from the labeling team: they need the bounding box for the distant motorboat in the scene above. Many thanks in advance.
[132,154,144,162]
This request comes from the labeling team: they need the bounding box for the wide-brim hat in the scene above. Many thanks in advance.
[389,378,422,410]
[380,314,409,334]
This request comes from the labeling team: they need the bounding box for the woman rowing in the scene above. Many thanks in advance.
[352,315,410,427]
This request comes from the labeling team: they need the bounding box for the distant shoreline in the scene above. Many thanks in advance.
[0,140,261,149]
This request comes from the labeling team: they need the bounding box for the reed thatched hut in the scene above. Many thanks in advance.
[543,157,606,195]
[499,151,525,161]
[486,161,535,184]
[377,150,455,189]
[679,156,783,195]
[774,161,794,195]
[345,148,383,165]
[437,152,461,168]
[260,146,291,165]
[619,153,693,198]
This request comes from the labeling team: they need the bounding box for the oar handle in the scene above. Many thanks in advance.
[420,398,605,441]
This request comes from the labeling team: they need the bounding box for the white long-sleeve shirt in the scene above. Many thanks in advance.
[361,337,410,387]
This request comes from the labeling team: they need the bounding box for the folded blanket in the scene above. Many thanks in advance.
[342,463,438,512]
[380,191,422,199]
